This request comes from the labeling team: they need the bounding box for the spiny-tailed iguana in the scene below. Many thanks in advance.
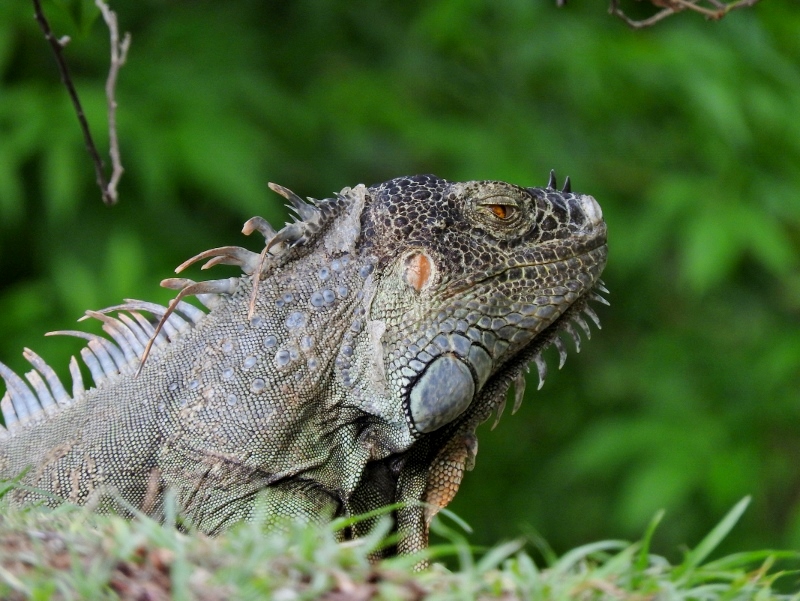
[0,173,607,554]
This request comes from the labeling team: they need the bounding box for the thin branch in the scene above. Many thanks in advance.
[673,0,737,19]
[610,2,677,28]
[95,0,131,205]
[32,0,113,205]
[606,0,762,29]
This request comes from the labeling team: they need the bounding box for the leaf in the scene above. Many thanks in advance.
[475,539,525,574]
[0,148,24,224]
[674,496,751,580]
[742,210,797,277]
[549,540,628,576]
[635,508,665,573]
[680,204,739,294]
[48,0,98,39]
[105,230,146,302]
[42,135,81,221]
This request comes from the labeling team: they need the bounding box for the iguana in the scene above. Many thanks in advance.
[0,173,607,554]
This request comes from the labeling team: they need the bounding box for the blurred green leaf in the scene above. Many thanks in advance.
[48,0,100,38]
[41,133,82,221]
[680,203,741,293]
[675,497,751,579]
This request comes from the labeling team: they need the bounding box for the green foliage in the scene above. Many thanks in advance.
[1,0,798,562]
[0,497,797,599]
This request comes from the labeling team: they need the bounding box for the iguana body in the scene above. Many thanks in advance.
[0,173,607,553]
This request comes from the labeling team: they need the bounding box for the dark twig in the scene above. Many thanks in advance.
[32,0,130,205]
[607,0,762,29]
[32,0,113,204]
[95,0,131,205]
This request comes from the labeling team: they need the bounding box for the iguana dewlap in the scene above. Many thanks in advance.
[0,173,607,554]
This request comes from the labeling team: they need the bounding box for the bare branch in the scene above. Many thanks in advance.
[559,0,762,27]
[607,0,762,29]
[609,1,677,28]
[32,0,112,205]
[95,0,131,205]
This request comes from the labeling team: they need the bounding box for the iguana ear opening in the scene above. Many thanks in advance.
[402,250,435,293]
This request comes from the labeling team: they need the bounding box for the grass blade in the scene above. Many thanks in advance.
[636,508,665,572]
[675,496,751,579]
[550,540,628,575]
[475,539,525,574]
[328,502,405,532]
[437,506,474,534]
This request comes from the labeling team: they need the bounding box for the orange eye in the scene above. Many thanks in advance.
[488,204,513,219]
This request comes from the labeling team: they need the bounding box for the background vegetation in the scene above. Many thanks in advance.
[0,0,798,565]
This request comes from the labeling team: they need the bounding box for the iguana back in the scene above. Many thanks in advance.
[0,173,608,552]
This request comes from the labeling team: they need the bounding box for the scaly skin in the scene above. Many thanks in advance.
[0,173,607,553]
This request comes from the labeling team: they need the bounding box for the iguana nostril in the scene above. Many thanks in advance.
[409,354,475,433]
[578,194,603,226]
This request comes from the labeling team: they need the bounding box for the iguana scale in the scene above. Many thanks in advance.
[0,173,607,554]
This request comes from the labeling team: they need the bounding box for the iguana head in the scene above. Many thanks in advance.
[362,174,607,435]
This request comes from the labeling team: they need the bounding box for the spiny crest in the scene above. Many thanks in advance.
[137,182,364,367]
[0,181,364,435]
[546,169,572,194]
[167,182,359,277]
[489,280,610,430]
[0,300,205,438]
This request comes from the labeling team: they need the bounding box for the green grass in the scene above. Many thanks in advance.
[0,494,797,600]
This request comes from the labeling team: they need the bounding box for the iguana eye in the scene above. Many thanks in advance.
[469,191,525,237]
[487,204,515,220]
[480,202,519,222]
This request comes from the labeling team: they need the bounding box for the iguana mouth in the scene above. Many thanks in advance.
[406,280,610,444]
[458,240,608,291]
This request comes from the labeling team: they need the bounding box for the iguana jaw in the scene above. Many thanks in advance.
[397,243,608,437]
[483,280,610,431]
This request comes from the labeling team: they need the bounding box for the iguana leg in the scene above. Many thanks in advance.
[343,459,401,560]
[422,432,478,526]
[394,432,478,566]
[395,463,428,558]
